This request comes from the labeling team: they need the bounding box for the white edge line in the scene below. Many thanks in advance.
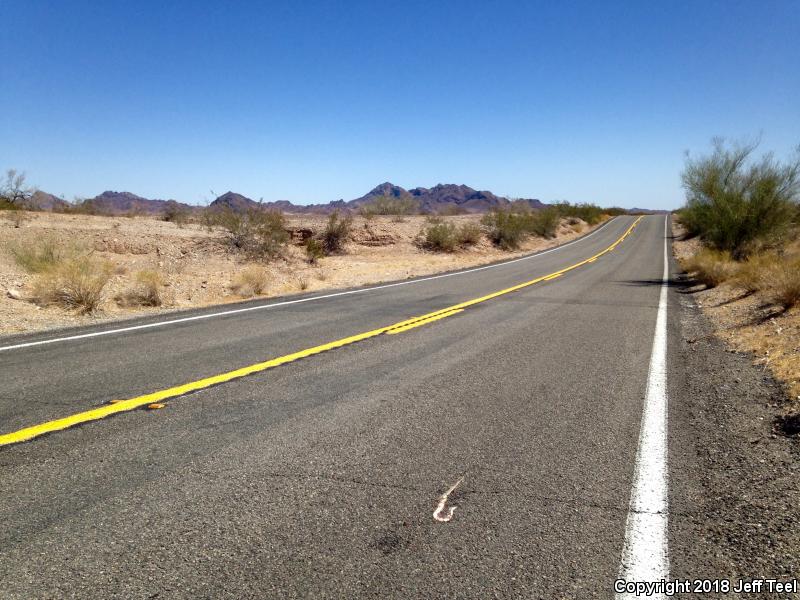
[615,215,669,599]
[0,217,621,353]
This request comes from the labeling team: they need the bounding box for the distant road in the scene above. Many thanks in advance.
[1,215,676,598]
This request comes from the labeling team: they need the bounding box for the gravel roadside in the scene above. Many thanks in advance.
[670,271,800,598]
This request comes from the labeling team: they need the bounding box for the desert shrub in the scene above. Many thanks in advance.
[436,205,468,216]
[680,139,800,259]
[63,198,105,215]
[2,208,29,228]
[163,202,191,227]
[457,222,481,245]
[305,238,325,264]
[359,197,418,217]
[117,270,164,307]
[7,236,78,273]
[551,202,604,225]
[419,221,458,252]
[529,207,560,238]
[418,220,482,252]
[681,248,736,288]
[321,212,352,254]
[0,169,33,207]
[293,272,310,290]
[482,210,527,250]
[33,256,112,313]
[210,207,288,258]
[230,266,269,298]
[765,256,800,310]
[734,253,773,294]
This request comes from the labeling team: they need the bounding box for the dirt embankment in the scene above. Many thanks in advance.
[0,212,596,336]
[671,223,800,412]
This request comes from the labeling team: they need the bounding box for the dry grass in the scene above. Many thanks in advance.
[2,210,29,228]
[734,253,772,294]
[7,236,79,273]
[33,256,112,314]
[293,272,310,290]
[230,266,269,298]
[116,269,165,307]
[673,221,800,405]
[681,248,737,288]
[765,256,800,310]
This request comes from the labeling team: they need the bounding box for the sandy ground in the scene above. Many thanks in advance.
[0,211,596,337]
[672,222,800,405]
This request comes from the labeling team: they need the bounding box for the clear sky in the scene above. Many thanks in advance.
[2,1,798,209]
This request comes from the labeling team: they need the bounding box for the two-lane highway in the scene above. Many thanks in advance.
[1,215,674,598]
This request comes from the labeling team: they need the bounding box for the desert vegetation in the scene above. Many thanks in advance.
[678,139,800,259]
[2,193,611,334]
[481,206,562,250]
[417,219,481,252]
[319,212,352,254]
[230,266,269,298]
[208,207,289,258]
[674,138,800,412]
[677,140,800,307]
[358,196,418,219]
[6,236,113,314]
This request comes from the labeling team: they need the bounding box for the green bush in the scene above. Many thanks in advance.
[359,196,418,217]
[529,207,560,238]
[305,238,325,263]
[321,212,352,254]
[208,207,288,258]
[482,210,528,250]
[551,202,604,225]
[417,220,482,252]
[163,202,191,227]
[457,222,481,245]
[419,221,458,252]
[680,139,800,259]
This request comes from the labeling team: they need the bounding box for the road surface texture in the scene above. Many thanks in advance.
[1,215,796,598]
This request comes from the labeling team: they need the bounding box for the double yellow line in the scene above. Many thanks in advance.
[0,217,642,448]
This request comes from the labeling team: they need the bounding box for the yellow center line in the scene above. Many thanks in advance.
[0,217,642,448]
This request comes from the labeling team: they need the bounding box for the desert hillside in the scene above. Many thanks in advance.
[0,211,596,336]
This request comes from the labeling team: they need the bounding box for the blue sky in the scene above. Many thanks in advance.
[1,1,798,209]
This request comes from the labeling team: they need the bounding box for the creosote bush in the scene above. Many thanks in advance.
[358,197,418,218]
[230,266,269,298]
[419,221,458,252]
[529,207,560,238]
[482,210,527,250]
[163,202,191,227]
[321,212,352,254]
[305,238,325,264]
[209,207,289,258]
[418,220,482,252]
[481,207,561,250]
[550,202,604,225]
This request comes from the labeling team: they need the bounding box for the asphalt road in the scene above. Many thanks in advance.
[0,215,677,598]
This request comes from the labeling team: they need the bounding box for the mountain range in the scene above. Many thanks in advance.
[26,183,663,215]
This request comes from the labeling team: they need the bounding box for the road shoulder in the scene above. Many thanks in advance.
[669,271,800,592]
